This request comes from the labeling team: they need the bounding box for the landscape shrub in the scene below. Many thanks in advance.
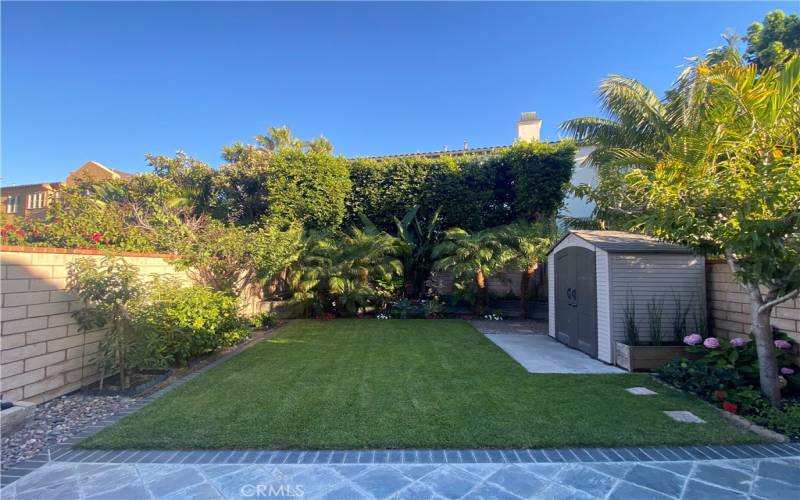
[1,186,156,252]
[722,387,800,439]
[140,280,249,366]
[657,358,744,397]
[683,331,794,387]
[287,228,403,317]
[422,298,446,318]
[763,403,800,439]
[216,129,350,228]
[67,257,166,390]
[251,311,275,329]
[174,217,302,295]
[659,332,800,439]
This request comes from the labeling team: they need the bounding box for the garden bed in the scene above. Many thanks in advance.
[81,369,171,398]
[656,334,800,441]
[80,319,763,450]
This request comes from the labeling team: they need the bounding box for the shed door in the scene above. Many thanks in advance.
[555,248,576,348]
[574,248,597,357]
[554,247,597,357]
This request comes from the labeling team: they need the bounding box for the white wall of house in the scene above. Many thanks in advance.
[562,146,597,219]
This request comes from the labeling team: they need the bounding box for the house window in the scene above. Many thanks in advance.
[6,195,20,213]
[27,192,44,209]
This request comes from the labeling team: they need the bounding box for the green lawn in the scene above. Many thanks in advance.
[81,319,762,449]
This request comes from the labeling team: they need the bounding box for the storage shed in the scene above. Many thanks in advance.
[547,231,706,365]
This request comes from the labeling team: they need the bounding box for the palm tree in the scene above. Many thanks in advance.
[499,221,560,317]
[432,228,512,315]
[559,76,675,228]
[563,46,800,405]
[289,228,403,317]
[558,42,746,228]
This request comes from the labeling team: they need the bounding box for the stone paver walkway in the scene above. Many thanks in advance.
[484,333,623,374]
[2,455,798,499]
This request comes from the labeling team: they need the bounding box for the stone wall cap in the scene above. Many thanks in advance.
[0,245,176,259]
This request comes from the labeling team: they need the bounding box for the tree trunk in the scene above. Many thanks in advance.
[750,302,781,406]
[475,269,487,315]
[520,264,537,319]
[725,251,797,407]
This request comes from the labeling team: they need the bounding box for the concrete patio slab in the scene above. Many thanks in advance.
[484,333,624,374]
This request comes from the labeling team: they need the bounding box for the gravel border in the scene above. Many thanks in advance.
[0,324,283,479]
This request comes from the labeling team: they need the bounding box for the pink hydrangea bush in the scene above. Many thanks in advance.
[730,337,750,348]
[775,339,792,350]
[683,333,703,346]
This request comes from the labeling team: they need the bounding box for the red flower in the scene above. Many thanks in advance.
[722,401,738,414]
[15,229,27,238]
[712,391,726,401]
[91,232,102,242]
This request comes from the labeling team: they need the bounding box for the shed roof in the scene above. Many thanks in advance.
[552,230,693,254]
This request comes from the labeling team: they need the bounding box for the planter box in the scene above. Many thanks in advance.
[615,342,696,372]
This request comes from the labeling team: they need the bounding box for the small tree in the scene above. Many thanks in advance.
[744,9,800,71]
[625,56,800,405]
[67,257,163,390]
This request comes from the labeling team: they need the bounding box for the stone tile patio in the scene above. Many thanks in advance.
[2,456,798,499]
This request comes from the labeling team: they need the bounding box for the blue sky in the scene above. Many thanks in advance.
[2,1,795,185]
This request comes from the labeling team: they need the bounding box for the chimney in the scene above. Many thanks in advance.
[516,112,542,142]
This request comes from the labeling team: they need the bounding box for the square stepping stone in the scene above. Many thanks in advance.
[626,387,657,396]
[663,411,705,423]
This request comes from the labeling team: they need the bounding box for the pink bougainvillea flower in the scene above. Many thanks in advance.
[703,337,720,349]
[683,333,703,346]
[722,401,738,414]
[780,367,795,375]
[774,340,792,350]
[730,337,750,348]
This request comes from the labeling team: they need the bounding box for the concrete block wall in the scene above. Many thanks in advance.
[429,265,548,301]
[707,261,799,364]
[0,247,188,404]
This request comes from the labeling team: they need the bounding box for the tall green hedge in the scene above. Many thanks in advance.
[346,141,577,231]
